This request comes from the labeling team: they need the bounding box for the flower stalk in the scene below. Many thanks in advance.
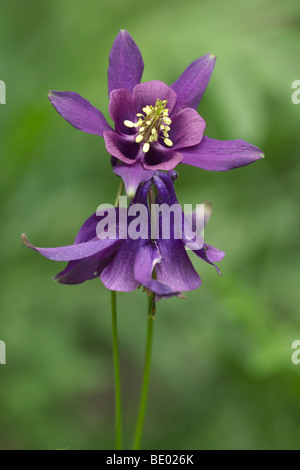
[111,180,124,450]
[133,293,155,450]
[111,289,122,450]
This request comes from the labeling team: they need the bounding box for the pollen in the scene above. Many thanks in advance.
[124,98,173,152]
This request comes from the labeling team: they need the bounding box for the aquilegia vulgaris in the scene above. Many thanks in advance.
[22,30,263,450]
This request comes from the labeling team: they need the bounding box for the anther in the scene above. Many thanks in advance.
[164,138,173,147]
[136,134,143,143]
[124,120,136,128]
[143,142,150,153]
[124,98,173,153]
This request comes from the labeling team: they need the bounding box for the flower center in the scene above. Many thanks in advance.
[124,99,173,153]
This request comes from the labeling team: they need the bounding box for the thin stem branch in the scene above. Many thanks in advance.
[132,295,155,450]
[111,290,122,450]
[114,180,124,207]
[111,179,124,450]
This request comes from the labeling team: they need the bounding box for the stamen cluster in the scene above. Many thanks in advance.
[124,99,173,153]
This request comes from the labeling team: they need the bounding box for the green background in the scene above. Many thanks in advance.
[1,0,300,450]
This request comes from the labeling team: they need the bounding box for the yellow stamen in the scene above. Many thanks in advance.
[124,98,173,154]
[163,117,172,125]
[164,138,173,147]
[124,120,135,128]
[143,142,150,153]
[135,134,143,143]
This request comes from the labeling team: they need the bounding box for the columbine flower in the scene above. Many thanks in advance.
[21,172,224,299]
[48,30,264,197]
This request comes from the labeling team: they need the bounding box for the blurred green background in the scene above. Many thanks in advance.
[1,0,300,450]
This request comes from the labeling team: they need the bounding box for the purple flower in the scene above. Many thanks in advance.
[21,172,225,300]
[48,30,264,197]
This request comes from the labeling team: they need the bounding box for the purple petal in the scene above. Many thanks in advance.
[108,30,144,96]
[101,239,140,291]
[133,81,177,114]
[171,54,216,112]
[170,108,206,150]
[75,213,101,244]
[142,144,183,171]
[48,91,112,136]
[109,88,137,135]
[75,208,128,243]
[152,172,204,286]
[156,238,202,292]
[103,130,140,164]
[153,173,203,250]
[21,233,120,262]
[53,255,114,285]
[193,243,225,275]
[133,240,159,282]
[134,241,179,299]
[181,136,264,171]
[153,171,178,205]
[114,161,154,198]
[100,188,152,291]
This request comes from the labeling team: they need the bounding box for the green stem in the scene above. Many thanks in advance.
[111,290,122,450]
[114,180,124,207]
[111,180,124,450]
[133,295,155,450]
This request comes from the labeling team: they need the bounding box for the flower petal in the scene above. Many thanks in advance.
[21,233,120,262]
[113,161,154,198]
[53,255,114,285]
[103,130,140,164]
[134,241,179,299]
[170,108,206,150]
[171,54,216,112]
[133,81,177,114]
[74,213,101,244]
[193,243,225,275]
[152,171,178,205]
[100,184,151,292]
[109,88,137,135]
[156,238,202,292]
[108,30,144,95]
[181,136,264,171]
[151,173,201,290]
[101,239,140,291]
[48,91,112,136]
[142,144,183,171]
[75,208,128,243]
[153,172,203,250]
